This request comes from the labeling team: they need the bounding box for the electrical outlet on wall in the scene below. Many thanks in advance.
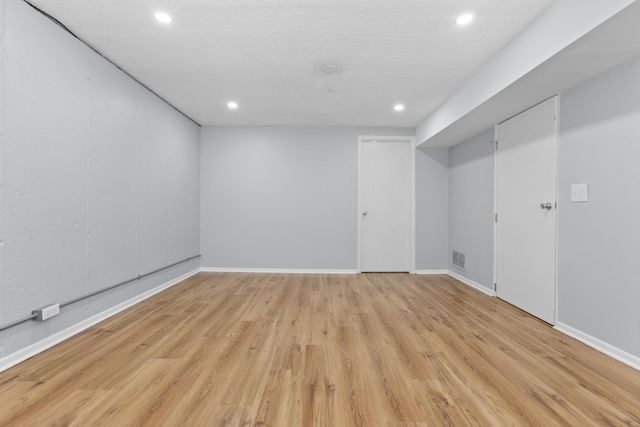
[33,304,60,321]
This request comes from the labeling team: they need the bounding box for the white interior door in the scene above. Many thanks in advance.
[496,97,558,324]
[358,137,414,272]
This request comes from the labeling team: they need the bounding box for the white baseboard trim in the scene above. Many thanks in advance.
[446,271,496,297]
[554,322,640,372]
[0,268,200,374]
[200,267,358,275]
[414,270,449,275]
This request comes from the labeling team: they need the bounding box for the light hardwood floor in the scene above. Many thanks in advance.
[1,272,639,426]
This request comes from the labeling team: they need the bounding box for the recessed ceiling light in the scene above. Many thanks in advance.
[394,104,405,112]
[155,11,172,24]
[227,101,238,110]
[321,64,338,74]
[457,13,474,26]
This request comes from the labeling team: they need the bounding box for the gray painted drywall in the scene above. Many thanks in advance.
[558,55,640,358]
[200,126,413,270]
[448,129,494,289]
[415,148,449,271]
[0,0,5,359]
[0,0,200,359]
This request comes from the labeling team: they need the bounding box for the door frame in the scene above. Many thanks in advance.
[357,135,416,274]
[492,96,560,325]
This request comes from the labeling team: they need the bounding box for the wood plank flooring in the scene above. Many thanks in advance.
[1,272,639,426]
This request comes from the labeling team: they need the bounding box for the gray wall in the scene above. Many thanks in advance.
[441,55,640,359]
[415,148,449,271]
[448,129,494,289]
[200,126,413,270]
[558,55,640,357]
[0,0,200,359]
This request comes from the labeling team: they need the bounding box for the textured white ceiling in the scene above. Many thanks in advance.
[25,0,556,127]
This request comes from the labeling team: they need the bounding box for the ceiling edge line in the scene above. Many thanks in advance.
[22,0,201,127]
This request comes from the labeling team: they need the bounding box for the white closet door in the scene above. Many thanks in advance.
[496,97,558,324]
[359,138,412,272]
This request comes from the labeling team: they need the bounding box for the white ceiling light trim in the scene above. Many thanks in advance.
[456,13,474,26]
[394,104,405,112]
[227,101,238,110]
[154,11,172,24]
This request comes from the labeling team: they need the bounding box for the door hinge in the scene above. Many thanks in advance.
[494,282,497,291]
[493,140,498,150]
[495,213,498,222]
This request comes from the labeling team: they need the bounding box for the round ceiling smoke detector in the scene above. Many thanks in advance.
[321,64,338,74]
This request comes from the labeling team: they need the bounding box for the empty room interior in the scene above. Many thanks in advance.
[2,0,640,425]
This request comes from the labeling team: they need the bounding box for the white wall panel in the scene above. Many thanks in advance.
[200,126,413,270]
[0,0,200,360]
[136,98,170,274]
[0,1,5,353]
[3,0,89,336]
[415,148,449,270]
[86,53,139,307]
[166,112,196,263]
[558,55,640,358]
[448,129,494,289]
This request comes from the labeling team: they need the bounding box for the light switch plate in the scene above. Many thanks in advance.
[571,183,588,202]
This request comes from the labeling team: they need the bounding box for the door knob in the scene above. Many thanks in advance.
[540,202,553,210]
[362,211,368,216]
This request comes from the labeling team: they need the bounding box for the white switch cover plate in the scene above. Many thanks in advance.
[571,183,588,202]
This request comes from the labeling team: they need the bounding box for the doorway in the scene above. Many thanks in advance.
[357,136,415,273]
[495,96,558,324]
